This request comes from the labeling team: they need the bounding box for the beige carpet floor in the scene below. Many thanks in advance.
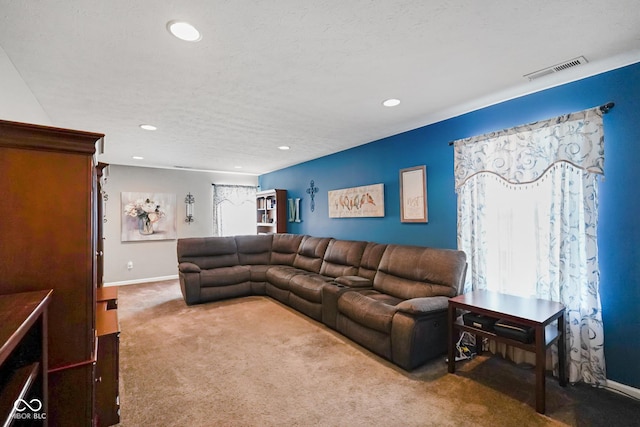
[114,280,640,427]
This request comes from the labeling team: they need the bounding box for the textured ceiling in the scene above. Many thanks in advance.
[1,1,639,175]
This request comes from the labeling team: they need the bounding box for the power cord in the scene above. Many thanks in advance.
[445,331,477,362]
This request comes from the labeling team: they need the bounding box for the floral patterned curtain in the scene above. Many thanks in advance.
[453,107,606,385]
[212,184,257,236]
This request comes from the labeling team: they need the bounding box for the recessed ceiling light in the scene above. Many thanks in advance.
[167,20,202,42]
[382,98,401,107]
[132,156,144,160]
[278,146,290,150]
[234,166,243,169]
[139,124,157,131]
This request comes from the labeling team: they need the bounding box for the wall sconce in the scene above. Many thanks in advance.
[185,192,195,224]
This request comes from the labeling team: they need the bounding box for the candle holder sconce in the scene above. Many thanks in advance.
[185,192,195,224]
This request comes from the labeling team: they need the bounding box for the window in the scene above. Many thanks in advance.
[483,176,552,298]
[212,185,256,236]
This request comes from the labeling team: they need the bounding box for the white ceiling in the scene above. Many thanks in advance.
[1,1,639,175]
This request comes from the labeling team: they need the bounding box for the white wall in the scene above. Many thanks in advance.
[102,164,257,285]
[0,45,51,124]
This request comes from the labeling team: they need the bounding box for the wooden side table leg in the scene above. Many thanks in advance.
[535,325,546,413]
[447,304,456,373]
[558,313,567,387]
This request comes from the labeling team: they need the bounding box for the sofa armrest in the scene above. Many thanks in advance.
[334,275,372,288]
[395,296,449,315]
[179,270,201,305]
[179,262,201,273]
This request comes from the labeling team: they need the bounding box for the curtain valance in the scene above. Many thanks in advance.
[453,107,604,188]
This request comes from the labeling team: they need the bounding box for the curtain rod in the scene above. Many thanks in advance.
[448,102,615,146]
[599,102,615,113]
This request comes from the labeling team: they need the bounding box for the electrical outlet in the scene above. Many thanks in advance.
[127,261,133,270]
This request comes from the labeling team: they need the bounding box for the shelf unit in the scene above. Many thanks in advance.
[256,189,287,234]
[0,290,52,427]
[453,317,559,352]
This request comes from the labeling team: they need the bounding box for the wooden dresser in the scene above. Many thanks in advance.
[0,119,118,426]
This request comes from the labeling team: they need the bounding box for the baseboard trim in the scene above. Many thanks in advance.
[606,379,640,400]
[104,275,178,287]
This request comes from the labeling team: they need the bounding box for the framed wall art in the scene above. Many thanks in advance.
[328,183,384,218]
[400,166,428,223]
[121,192,177,241]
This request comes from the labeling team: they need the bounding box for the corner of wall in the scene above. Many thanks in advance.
[0,45,52,125]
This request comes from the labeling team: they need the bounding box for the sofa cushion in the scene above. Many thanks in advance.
[236,234,272,265]
[374,245,466,300]
[200,265,250,287]
[319,239,367,278]
[177,237,240,269]
[270,234,304,265]
[289,273,334,303]
[358,242,387,280]
[246,264,271,283]
[337,290,399,334]
[265,265,303,290]
[293,236,332,273]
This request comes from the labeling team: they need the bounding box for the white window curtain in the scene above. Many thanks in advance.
[212,184,257,236]
[454,107,606,385]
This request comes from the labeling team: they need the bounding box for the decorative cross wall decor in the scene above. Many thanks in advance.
[306,180,319,212]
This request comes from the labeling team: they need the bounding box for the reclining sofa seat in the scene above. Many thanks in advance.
[287,238,368,321]
[177,236,249,305]
[178,234,278,304]
[235,234,274,295]
[264,233,314,303]
[321,241,387,329]
[335,244,467,370]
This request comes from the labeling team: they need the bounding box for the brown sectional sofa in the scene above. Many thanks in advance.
[177,234,467,370]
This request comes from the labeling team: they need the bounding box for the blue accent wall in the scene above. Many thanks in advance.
[260,62,640,388]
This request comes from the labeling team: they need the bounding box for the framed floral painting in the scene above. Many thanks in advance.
[121,192,177,241]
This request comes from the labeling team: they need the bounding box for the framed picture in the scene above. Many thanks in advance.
[400,166,428,223]
[328,183,384,218]
[121,192,177,241]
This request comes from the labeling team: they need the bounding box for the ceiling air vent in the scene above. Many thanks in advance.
[524,56,588,81]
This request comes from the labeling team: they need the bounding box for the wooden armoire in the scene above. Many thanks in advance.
[0,119,114,425]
